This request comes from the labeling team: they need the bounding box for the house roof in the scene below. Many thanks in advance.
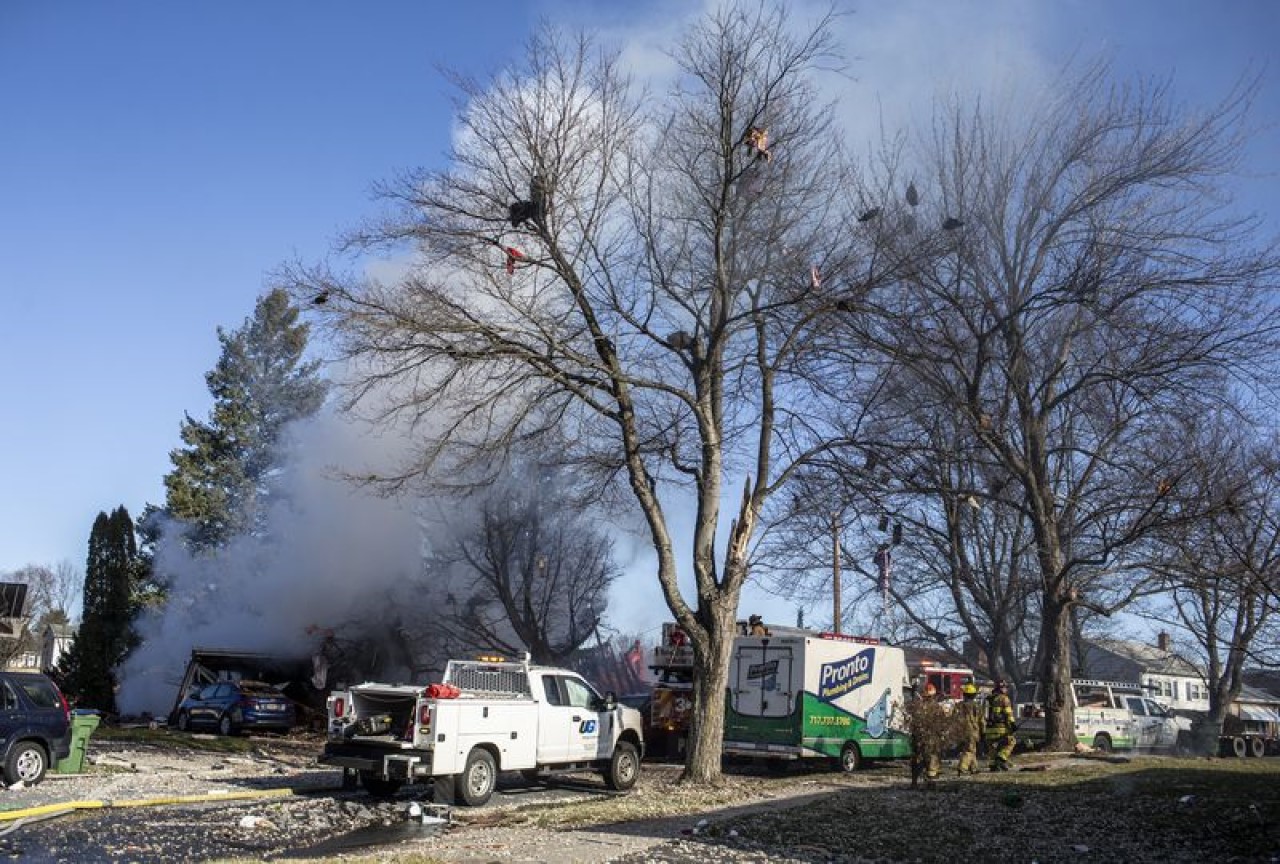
[1237,683,1280,707]
[1082,639,1203,679]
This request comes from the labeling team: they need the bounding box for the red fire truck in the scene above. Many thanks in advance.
[647,622,695,759]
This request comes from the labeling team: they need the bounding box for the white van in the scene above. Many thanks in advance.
[1016,678,1191,752]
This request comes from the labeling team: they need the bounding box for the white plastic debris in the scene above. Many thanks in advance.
[1072,844,1090,853]
[696,819,709,828]
[7,781,23,791]
[728,829,739,838]
[1179,794,1196,805]
[238,815,276,830]
[407,802,423,818]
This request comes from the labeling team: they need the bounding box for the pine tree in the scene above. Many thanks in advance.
[161,288,327,552]
[57,506,139,712]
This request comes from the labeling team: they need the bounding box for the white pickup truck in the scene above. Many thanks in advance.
[1016,678,1192,753]
[320,655,645,806]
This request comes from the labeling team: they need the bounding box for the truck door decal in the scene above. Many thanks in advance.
[579,719,597,734]
[818,648,876,701]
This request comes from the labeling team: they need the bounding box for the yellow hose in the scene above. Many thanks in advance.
[0,786,297,821]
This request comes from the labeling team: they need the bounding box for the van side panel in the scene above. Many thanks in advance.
[724,635,911,760]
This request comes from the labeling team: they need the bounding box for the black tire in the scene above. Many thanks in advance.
[839,742,861,774]
[176,711,191,732]
[4,741,47,786]
[604,741,640,791]
[1249,737,1265,758]
[456,748,497,806]
[520,768,543,784]
[1092,733,1112,753]
[361,773,403,798]
[1231,736,1248,758]
[217,713,235,736]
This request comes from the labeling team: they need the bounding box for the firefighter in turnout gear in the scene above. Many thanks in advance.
[908,683,946,787]
[956,681,985,774]
[985,679,1017,771]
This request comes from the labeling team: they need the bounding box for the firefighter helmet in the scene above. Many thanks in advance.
[961,682,979,697]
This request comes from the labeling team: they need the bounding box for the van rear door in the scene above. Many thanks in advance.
[731,641,795,718]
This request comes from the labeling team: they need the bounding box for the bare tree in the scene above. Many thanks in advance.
[1147,416,1280,753]
[848,65,1280,748]
[287,8,888,782]
[431,461,619,665]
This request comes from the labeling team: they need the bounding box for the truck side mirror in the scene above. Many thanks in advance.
[601,692,617,710]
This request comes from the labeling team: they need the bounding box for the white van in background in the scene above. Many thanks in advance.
[1016,678,1191,753]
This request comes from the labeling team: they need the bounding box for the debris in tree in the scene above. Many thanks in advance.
[1156,479,1173,496]
[942,216,965,231]
[905,182,919,206]
[312,291,330,305]
[878,515,889,533]
[743,126,772,162]
[892,522,903,545]
[858,207,882,222]
[810,264,822,288]
[505,247,525,275]
[966,495,981,510]
[666,330,692,351]
[508,174,548,229]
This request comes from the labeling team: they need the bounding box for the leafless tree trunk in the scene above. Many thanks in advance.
[286,8,879,783]
[847,65,1280,749]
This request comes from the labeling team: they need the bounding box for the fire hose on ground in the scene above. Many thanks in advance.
[0,786,299,831]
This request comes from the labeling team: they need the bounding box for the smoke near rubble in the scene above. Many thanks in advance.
[116,406,428,717]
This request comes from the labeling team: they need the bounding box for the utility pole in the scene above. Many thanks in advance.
[831,512,842,634]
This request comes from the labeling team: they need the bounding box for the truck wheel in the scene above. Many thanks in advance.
[4,741,47,786]
[839,742,862,773]
[361,773,403,798]
[604,741,640,791]
[1231,737,1248,758]
[1249,737,1265,758]
[1092,733,1112,753]
[456,748,497,806]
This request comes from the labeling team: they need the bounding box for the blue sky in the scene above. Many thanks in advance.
[2,1,1277,635]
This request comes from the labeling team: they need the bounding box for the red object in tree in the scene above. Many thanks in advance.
[505,247,525,275]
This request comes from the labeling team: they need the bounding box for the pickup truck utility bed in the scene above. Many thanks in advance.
[321,655,644,805]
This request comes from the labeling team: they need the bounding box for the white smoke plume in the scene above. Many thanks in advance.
[116,406,427,717]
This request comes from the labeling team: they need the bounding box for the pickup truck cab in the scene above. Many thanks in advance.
[321,655,644,806]
[1016,678,1191,753]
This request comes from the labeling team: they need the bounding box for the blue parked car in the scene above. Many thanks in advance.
[175,679,296,736]
[0,671,71,785]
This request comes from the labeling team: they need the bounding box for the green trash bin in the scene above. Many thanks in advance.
[55,710,101,775]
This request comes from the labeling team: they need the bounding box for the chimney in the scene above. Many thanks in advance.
[1157,632,1171,653]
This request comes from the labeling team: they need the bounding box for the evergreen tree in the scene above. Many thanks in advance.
[161,288,327,551]
[57,506,139,712]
